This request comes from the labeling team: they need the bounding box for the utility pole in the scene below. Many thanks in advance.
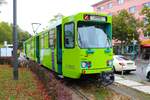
[13,0,18,80]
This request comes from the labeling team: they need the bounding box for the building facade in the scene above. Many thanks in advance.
[92,0,150,59]
[92,0,150,20]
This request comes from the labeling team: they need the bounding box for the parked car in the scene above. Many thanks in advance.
[113,55,136,73]
[146,63,150,80]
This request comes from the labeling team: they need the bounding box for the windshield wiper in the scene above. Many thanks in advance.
[105,35,111,48]
[78,33,84,48]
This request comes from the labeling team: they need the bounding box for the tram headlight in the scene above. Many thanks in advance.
[107,60,113,67]
[81,62,87,68]
[81,61,91,68]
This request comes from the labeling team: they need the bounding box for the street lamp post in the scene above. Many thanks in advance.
[13,0,18,80]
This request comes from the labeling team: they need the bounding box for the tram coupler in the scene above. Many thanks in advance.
[98,71,114,86]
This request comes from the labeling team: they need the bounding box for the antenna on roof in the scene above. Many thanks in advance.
[31,23,41,35]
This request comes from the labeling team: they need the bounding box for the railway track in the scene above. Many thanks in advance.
[70,85,90,100]
[64,79,132,100]
[27,60,131,100]
[62,79,90,100]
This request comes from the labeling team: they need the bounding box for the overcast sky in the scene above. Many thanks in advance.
[0,0,101,34]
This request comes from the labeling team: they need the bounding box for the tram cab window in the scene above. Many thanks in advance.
[64,23,74,48]
[77,21,111,48]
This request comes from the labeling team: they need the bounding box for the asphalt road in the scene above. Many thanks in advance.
[115,59,150,85]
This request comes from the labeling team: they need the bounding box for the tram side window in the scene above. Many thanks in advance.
[41,35,44,49]
[31,40,34,49]
[64,23,74,48]
[49,29,55,48]
[44,33,49,48]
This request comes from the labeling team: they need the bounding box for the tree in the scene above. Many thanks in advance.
[17,29,31,49]
[0,22,13,43]
[141,6,150,35]
[112,10,139,53]
[0,22,31,49]
[49,13,64,24]
[45,13,64,31]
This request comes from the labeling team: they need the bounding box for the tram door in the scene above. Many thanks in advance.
[56,25,62,74]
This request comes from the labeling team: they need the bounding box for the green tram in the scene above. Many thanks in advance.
[23,12,114,85]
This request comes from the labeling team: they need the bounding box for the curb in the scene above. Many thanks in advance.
[114,76,150,95]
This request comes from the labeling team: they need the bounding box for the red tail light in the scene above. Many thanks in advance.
[119,63,125,66]
[83,70,86,74]
[84,15,90,20]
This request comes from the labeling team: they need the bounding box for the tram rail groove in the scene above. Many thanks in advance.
[70,85,90,100]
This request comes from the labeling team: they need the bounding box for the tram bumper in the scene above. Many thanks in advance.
[82,68,113,74]
[81,68,114,86]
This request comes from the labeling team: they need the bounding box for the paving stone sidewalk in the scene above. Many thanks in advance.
[115,76,150,94]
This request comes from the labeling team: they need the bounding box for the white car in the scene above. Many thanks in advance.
[113,55,136,73]
[146,63,150,80]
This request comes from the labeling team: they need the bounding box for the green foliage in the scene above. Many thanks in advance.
[112,10,139,44]
[0,21,31,49]
[0,22,12,44]
[141,6,150,35]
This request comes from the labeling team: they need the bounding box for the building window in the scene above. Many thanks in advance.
[64,22,74,48]
[118,0,124,5]
[144,32,150,39]
[108,3,112,9]
[143,2,150,7]
[129,6,136,13]
[97,6,104,11]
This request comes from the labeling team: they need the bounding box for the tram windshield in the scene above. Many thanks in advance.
[78,21,112,48]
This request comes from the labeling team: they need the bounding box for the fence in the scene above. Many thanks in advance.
[0,48,13,57]
[0,48,13,64]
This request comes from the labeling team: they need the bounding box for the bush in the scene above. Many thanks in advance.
[29,60,72,100]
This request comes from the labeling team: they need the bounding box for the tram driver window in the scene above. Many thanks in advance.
[64,23,74,48]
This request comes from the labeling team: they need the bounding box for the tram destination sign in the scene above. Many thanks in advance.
[84,14,107,22]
